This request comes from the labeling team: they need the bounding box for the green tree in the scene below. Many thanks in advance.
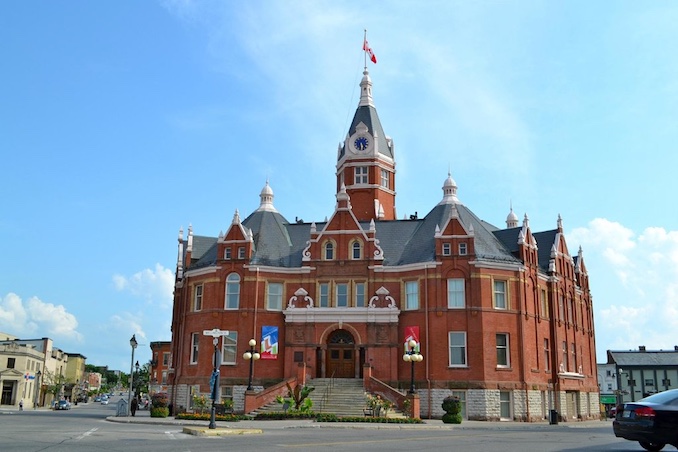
[42,370,69,401]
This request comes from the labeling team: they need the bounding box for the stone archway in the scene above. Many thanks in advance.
[326,329,355,378]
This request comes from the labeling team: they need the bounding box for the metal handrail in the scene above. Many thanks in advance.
[317,370,336,414]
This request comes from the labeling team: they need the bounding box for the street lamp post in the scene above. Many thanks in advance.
[202,328,229,430]
[128,334,138,416]
[243,339,261,391]
[402,339,423,394]
[34,370,42,409]
[134,361,140,399]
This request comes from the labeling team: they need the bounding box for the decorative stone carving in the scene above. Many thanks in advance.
[287,287,313,308]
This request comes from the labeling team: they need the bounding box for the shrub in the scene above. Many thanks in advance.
[315,414,423,424]
[150,407,169,418]
[175,412,246,421]
[441,396,462,424]
[151,393,169,408]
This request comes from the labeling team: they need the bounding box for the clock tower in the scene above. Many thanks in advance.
[336,69,396,221]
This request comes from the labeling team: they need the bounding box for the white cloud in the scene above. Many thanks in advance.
[569,218,678,358]
[0,293,82,341]
[113,263,174,309]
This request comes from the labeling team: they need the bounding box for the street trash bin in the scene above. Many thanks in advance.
[549,409,558,425]
[116,399,128,417]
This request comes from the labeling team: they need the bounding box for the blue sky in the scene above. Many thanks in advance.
[2,1,677,372]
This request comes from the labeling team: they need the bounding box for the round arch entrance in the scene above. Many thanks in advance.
[326,329,355,378]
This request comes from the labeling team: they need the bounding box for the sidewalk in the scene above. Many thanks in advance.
[106,408,612,431]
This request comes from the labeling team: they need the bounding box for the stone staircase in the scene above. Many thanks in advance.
[252,378,405,418]
[309,378,367,416]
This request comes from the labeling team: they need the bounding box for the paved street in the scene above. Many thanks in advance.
[0,399,655,451]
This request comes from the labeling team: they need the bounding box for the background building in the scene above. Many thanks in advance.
[65,353,87,402]
[605,346,678,406]
[149,341,171,395]
[167,69,599,421]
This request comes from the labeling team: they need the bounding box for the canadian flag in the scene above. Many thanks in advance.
[363,39,377,64]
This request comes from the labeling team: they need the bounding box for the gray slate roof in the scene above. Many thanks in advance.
[339,104,393,161]
[608,350,678,367]
[186,200,532,270]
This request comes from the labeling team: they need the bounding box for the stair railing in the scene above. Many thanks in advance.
[317,370,336,414]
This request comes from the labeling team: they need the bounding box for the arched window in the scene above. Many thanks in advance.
[324,242,334,260]
[225,273,240,309]
[351,241,362,260]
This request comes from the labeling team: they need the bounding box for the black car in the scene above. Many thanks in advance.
[613,389,678,451]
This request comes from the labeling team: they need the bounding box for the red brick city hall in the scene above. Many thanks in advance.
[167,69,599,421]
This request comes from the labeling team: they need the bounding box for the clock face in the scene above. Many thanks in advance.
[354,136,369,151]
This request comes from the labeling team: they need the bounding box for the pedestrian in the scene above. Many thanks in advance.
[19,399,23,411]
[131,397,138,416]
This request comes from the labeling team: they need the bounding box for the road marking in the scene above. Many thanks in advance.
[76,427,98,441]
[165,431,176,440]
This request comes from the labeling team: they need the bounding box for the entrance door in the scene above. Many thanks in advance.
[326,329,355,378]
[1,381,14,405]
[565,391,578,419]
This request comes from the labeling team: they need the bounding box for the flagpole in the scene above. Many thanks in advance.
[363,29,367,70]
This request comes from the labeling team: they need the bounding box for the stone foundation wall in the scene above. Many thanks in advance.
[419,388,598,422]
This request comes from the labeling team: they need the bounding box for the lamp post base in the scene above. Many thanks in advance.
[209,404,216,429]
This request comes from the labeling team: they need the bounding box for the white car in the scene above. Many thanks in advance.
[100,397,109,405]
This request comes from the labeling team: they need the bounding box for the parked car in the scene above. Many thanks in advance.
[100,397,109,405]
[608,406,617,418]
[613,389,678,451]
[55,400,71,410]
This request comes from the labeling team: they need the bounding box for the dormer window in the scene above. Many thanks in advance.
[351,241,362,260]
[324,242,334,260]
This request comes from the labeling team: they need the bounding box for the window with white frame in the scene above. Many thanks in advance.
[561,341,568,372]
[405,281,419,310]
[442,243,451,256]
[336,283,348,307]
[267,282,283,311]
[190,333,199,364]
[496,333,509,367]
[380,169,389,188]
[448,332,467,366]
[225,273,240,309]
[499,391,512,419]
[324,242,334,260]
[493,280,507,309]
[193,284,203,311]
[355,282,365,307]
[451,391,467,419]
[319,283,329,307]
[225,248,232,260]
[543,339,550,371]
[221,331,238,365]
[459,243,467,255]
[161,370,168,384]
[238,247,246,259]
[355,166,368,184]
[352,241,362,259]
[571,342,577,372]
[163,352,170,366]
[220,386,233,402]
[447,278,465,308]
